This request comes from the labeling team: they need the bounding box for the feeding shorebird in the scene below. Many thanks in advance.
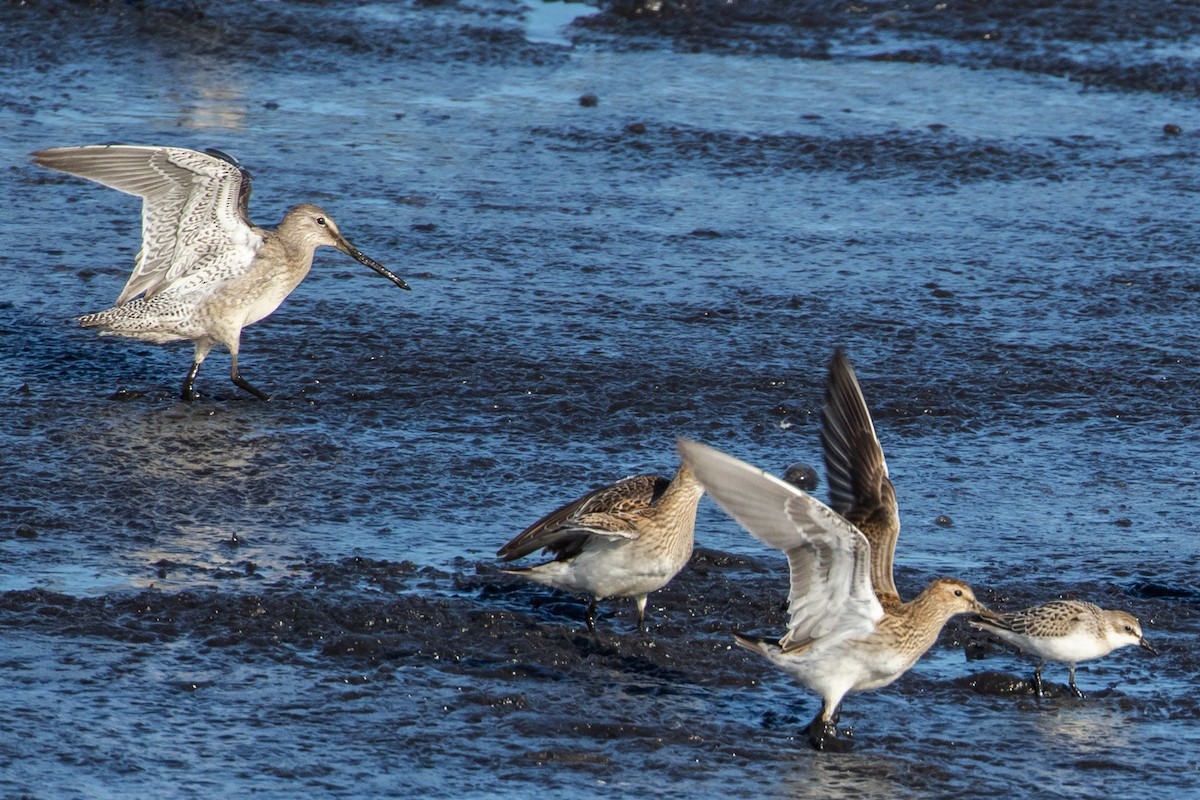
[970,599,1155,698]
[497,462,704,634]
[678,437,989,751]
[32,145,411,401]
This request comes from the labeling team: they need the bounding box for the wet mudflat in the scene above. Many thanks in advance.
[1,1,1198,797]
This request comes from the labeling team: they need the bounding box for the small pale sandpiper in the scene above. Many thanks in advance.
[970,599,1155,697]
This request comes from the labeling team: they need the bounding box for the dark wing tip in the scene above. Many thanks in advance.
[496,533,537,560]
[204,147,242,168]
[29,146,75,167]
[203,148,254,223]
[826,347,860,393]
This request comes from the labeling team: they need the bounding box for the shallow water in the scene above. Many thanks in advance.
[1,1,1197,797]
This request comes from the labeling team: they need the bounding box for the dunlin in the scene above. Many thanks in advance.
[970,599,1155,697]
[497,462,704,634]
[678,439,988,751]
[33,145,411,401]
[821,348,902,608]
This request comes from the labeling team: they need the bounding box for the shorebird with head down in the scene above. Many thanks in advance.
[497,461,704,635]
[33,145,411,401]
[970,599,1155,698]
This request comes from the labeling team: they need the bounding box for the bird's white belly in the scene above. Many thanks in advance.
[535,542,682,600]
[768,637,912,696]
[1005,630,1113,663]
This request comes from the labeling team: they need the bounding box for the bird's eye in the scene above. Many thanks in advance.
[316,217,326,226]
[1124,625,1134,633]
[954,589,963,597]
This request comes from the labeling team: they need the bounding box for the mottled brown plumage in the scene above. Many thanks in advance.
[971,599,1155,697]
[679,438,989,751]
[497,474,670,562]
[497,464,703,633]
[821,348,902,607]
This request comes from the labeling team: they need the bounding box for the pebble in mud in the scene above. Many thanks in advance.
[1164,123,1182,135]
[934,514,954,527]
[783,463,819,491]
[579,93,599,107]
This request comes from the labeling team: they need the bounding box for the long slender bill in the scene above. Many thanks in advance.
[336,235,411,290]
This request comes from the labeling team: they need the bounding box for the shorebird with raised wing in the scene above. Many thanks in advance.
[497,462,704,634]
[33,145,410,401]
[970,599,1155,697]
[678,438,989,751]
[821,348,903,609]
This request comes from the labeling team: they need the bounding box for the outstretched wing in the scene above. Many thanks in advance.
[821,348,901,604]
[678,439,883,651]
[497,473,667,561]
[32,145,259,304]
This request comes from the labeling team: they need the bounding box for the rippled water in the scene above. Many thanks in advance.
[1,2,1197,798]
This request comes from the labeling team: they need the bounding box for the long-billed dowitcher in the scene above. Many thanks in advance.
[678,439,989,751]
[497,462,704,634]
[970,599,1155,697]
[33,145,411,401]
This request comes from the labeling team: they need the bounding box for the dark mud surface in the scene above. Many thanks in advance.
[2,1,1199,798]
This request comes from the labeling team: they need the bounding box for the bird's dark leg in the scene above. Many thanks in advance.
[585,599,598,635]
[1032,663,1045,698]
[807,701,850,752]
[230,352,270,401]
[181,360,202,402]
[635,595,648,634]
[1068,664,1085,698]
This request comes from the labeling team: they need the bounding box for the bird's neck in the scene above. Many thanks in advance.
[661,464,703,506]
[259,229,317,283]
[889,584,961,650]
[655,465,704,543]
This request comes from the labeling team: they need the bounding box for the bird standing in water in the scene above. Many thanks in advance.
[498,462,704,634]
[33,145,410,401]
[970,599,1155,697]
[678,438,991,751]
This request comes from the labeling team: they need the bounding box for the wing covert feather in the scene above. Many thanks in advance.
[32,145,256,304]
[497,474,665,561]
[678,439,883,648]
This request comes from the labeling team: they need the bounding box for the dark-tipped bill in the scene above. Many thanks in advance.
[1140,637,1158,655]
[971,608,1005,626]
[335,235,410,290]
